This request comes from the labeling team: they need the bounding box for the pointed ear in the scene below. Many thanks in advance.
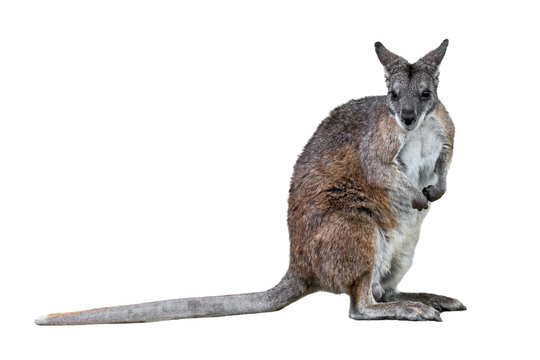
[374,42,401,67]
[419,39,449,67]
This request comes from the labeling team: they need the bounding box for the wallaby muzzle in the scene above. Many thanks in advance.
[401,111,416,126]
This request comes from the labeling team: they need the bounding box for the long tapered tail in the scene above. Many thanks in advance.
[35,273,308,325]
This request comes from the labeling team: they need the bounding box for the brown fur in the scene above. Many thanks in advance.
[283,93,461,321]
[436,102,455,145]
[287,97,401,295]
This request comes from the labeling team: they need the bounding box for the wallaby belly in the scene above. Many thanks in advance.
[372,114,446,293]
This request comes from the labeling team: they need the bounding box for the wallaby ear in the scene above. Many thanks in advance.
[374,42,401,67]
[419,39,449,67]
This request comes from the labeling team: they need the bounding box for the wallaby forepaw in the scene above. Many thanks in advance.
[422,185,445,202]
[411,196,429,211]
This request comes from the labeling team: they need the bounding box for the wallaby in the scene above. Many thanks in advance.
[35,40,465,325]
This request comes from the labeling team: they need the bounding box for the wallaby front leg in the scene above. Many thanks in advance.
[394,168,429,211]
[381,290,466,312]
[361,131,429,211]
[365,162,429,211]
[348,274,441,321]
[423,143,453,202]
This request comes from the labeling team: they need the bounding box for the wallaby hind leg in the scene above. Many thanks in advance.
[381,290,466,312]
[348,274,441,321]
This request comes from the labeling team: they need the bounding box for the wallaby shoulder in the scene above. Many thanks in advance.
[433,102,454,146]
[291,96,398,178]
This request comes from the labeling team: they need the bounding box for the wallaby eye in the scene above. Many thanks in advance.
[390,91,399,100]
[421,90,431,99]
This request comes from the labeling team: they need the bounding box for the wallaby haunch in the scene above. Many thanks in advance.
[35,40,465,325]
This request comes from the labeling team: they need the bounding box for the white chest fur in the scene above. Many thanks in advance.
[372,113,446,294]
[398,115,446,190]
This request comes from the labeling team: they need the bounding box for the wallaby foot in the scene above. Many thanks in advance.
[349,300,441,321]
[349,277,441,321]
[381,290,466,312]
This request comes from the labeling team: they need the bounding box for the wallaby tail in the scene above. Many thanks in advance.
[35,273,309,325]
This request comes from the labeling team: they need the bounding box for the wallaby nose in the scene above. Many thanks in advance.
[401,112,416,126]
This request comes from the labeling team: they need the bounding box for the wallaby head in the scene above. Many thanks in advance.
[375,39,449,131]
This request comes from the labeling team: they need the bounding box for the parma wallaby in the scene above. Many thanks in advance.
[35,39,465,325]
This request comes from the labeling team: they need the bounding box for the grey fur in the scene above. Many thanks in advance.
[376,40,448,132]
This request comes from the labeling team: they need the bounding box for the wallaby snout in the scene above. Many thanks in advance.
[401,110,416,126]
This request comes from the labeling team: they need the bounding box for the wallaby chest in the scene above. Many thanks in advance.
[397,114,446,190]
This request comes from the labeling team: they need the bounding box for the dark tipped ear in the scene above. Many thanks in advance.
[374,42,401,67]
[420,39,449,67]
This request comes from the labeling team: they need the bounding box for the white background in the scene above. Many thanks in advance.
[1,1,538,359]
